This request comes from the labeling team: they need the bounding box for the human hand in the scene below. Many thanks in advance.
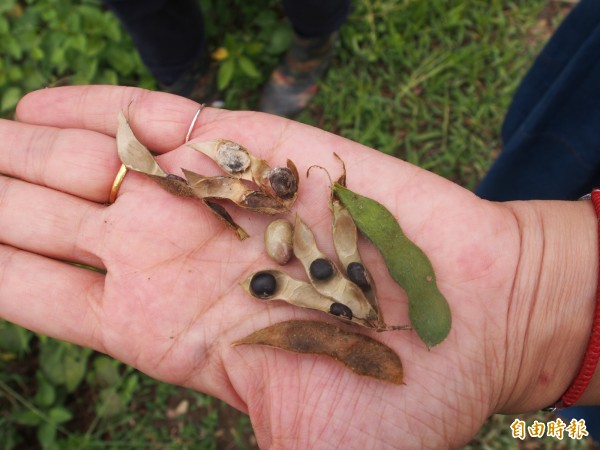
[1,86,597,449]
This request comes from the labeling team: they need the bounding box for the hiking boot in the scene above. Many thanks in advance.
[160,57,221,106]
[259,32,338,118]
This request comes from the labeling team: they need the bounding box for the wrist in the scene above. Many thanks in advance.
[499,199,598,413]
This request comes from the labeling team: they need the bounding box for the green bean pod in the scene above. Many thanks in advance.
[332,183,451,348]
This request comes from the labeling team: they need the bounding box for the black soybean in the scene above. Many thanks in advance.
[309,258,334,280]
[330,303,353,320]
[250,272,277,298]
[347,262,370,291]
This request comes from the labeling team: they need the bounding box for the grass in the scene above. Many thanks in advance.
[304,0,562,189]
[0,0,595,449]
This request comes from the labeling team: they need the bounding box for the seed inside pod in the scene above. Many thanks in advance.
[309,258,334,280]
[250,272,277,298]
[347,262,371,291]
[268,167,297,199]
[216,141,251,173]
[334,182,451,347]
[330,302,353,320]
[265,219,294,265]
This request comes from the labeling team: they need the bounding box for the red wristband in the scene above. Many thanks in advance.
[553,189,600,409]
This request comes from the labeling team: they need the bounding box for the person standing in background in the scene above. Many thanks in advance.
[476,0,600,439]
[102,0,351,117]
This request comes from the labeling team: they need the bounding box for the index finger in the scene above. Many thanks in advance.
[15,86,288,155]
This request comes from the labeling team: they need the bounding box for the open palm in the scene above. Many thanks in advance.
[0,86,559,449]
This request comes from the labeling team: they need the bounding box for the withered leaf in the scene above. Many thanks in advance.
[233,320,404,385]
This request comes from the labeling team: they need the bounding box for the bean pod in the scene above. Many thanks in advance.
[333,183,452,348]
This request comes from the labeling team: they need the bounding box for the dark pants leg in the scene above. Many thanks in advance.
[476,0,600,201]
[476,0,600,441]
[102,0,206,86]
[103,0,351,86]
[282,0,351,38]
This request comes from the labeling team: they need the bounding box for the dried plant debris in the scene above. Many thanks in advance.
[264,219,294,265]
[188,139,257,177]
[117,112,195,197]
[116,111,302,239]
[233,320,404,385]
[182,169,290,214]
[333,183,452,349]
[188,139,299,208]
[202,200,249,241]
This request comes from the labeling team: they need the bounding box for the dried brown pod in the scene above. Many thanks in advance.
[182,169,289,215]
[292,216,380,327]
[202,200,249,241]
[327,156,411,332]
[117,112,195,197]
[260,161,299,202]
[265,219,294,265]
[117,112,250,238]
[212,140,252,174]
[188,140,256,177]
[241,270,335,315]
[331,173,383,326]
[188,140,299,208]
[232,320,404,385]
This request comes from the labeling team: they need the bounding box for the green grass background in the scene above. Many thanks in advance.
[1,0,597,448]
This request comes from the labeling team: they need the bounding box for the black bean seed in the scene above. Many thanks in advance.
[269,168,297,199]
[250,272,277,298]
[309,258,334,280]
[330,302,353,320]
[347,262,371,291]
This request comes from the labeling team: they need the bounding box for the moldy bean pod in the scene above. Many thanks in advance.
[188,140,299,209]
[188,140,256,178]
[182,169,290,215]
[117,111,253,239]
